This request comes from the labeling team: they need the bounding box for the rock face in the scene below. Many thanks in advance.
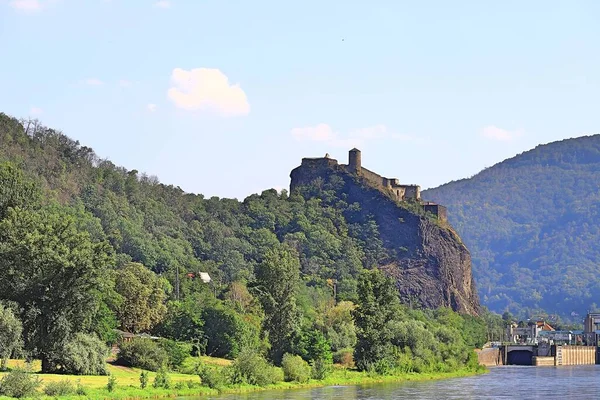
[290,155,480,316]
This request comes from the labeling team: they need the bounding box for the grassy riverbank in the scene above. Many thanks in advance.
[0,358,486,400]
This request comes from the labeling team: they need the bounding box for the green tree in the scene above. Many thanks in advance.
[0,304,22,371]
[0,207,113,373]
[253,246,302,364]
[114,262,168,333]
[352,269,402,371]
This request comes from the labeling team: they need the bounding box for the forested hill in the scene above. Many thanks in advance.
[423,135,600,319]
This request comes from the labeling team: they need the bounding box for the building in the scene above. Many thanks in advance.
[293,149,448,222]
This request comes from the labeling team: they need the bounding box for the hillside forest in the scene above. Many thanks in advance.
[424,135,600,322]
[0,113,494,381]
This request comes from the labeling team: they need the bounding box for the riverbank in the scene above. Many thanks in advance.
[0,359,486,400]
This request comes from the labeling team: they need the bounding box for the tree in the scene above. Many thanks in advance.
[0,162,39,220]
[253,245,302,364]
[0,304,22,371]
[114,262,168,333]
[0,207,113,372]
[352,269,402,371]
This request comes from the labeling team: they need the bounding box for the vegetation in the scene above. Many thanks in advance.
[0,113,488,398]
[423,134,600,320]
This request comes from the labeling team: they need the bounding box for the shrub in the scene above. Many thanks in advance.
[59,333,109,375]
[281,353,310,383]
[158,338,191,369]
[107,375,117,392]
[0,368,41,398]
[333,348,354,368]
[117,338,168,371]
[230,350,281,386]
[140,371,149,389]
[153,366,171,389]
[44,380,75,396]
[75,380,87,396]
[310,357,332,380]
[198,365,228,389]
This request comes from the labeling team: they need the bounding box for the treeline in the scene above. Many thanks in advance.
[0,113,492,378]
[423,135,600,320]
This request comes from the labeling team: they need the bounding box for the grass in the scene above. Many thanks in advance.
[0,358,485,400]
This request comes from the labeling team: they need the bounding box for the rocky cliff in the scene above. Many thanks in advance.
[290,158,480,316]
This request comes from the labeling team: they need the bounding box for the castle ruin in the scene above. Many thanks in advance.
[294,148,447,222]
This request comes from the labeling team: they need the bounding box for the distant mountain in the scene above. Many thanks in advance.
[423,135,600,318]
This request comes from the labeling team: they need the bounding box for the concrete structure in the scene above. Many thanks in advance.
[487,343,598,366]
[297,149,447,221]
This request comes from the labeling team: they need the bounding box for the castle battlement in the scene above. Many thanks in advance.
[296,149,447,221]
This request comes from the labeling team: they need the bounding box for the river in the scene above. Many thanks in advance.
[186,366,600,399]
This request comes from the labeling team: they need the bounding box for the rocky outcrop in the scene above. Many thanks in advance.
[290,160,480,316]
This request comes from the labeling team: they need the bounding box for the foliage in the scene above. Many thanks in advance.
[140,371,149,389]
[281,353,310,383]
[198,364,229,389]
[310,357,331,380]
[0,368,42,398]
[115,262,168,333]
[423,134,600,318]
[106,375,117,392]
[230,349,282,386]
[253,246,302,365]
[153,366,171,389]
[44,379,75,396]
[202,304,262,359]
[158,338,191,369]
[0,206,113,372]
[58,333,109,375]
[352,269,402,371]
[117,338,168,371]
[0,304,22,371]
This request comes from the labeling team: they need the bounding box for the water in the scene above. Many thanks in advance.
[187,366,600,399]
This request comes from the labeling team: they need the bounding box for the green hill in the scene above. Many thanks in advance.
[423,135,600,319]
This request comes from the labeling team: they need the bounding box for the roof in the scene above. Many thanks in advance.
[199,272,211,283]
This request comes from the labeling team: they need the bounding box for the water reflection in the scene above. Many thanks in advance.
[186,365,600,400]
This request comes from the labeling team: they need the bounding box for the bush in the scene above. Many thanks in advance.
[310,357,331,380]
[158,338,191,369]
[281,353,310,383]
[44,380,75,396]
[117,338,168,371]
[140,371,149,389]
[153,366,171,389]
[198,365,228,389]
[230,350,281,386]
[107,375,117,392]
[59,333,109,375]
[333,348,354,368]
[0,368,42,398]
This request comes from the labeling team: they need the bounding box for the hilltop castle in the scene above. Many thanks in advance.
[291,148,447,222]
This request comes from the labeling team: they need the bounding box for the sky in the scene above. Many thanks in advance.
[1,0,599,199]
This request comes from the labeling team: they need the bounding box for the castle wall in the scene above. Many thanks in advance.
[361,167,387,190]
[403,185,421,201]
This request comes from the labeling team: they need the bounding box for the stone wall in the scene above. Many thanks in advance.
[476,348,501,366]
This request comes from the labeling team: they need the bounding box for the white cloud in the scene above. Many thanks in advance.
[291,124,417,148]
[118,79,132,88]
[154,0,170,8]
[10,0,42,12]
[481,125,524,141]
[147,104,158,112]
[29,107,43,115]
[83,78,104,86]
[167,68,250,117]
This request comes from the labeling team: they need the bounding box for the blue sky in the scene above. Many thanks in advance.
[1,1,599,199]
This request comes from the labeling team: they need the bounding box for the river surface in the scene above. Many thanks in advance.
[184,366,600,399]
